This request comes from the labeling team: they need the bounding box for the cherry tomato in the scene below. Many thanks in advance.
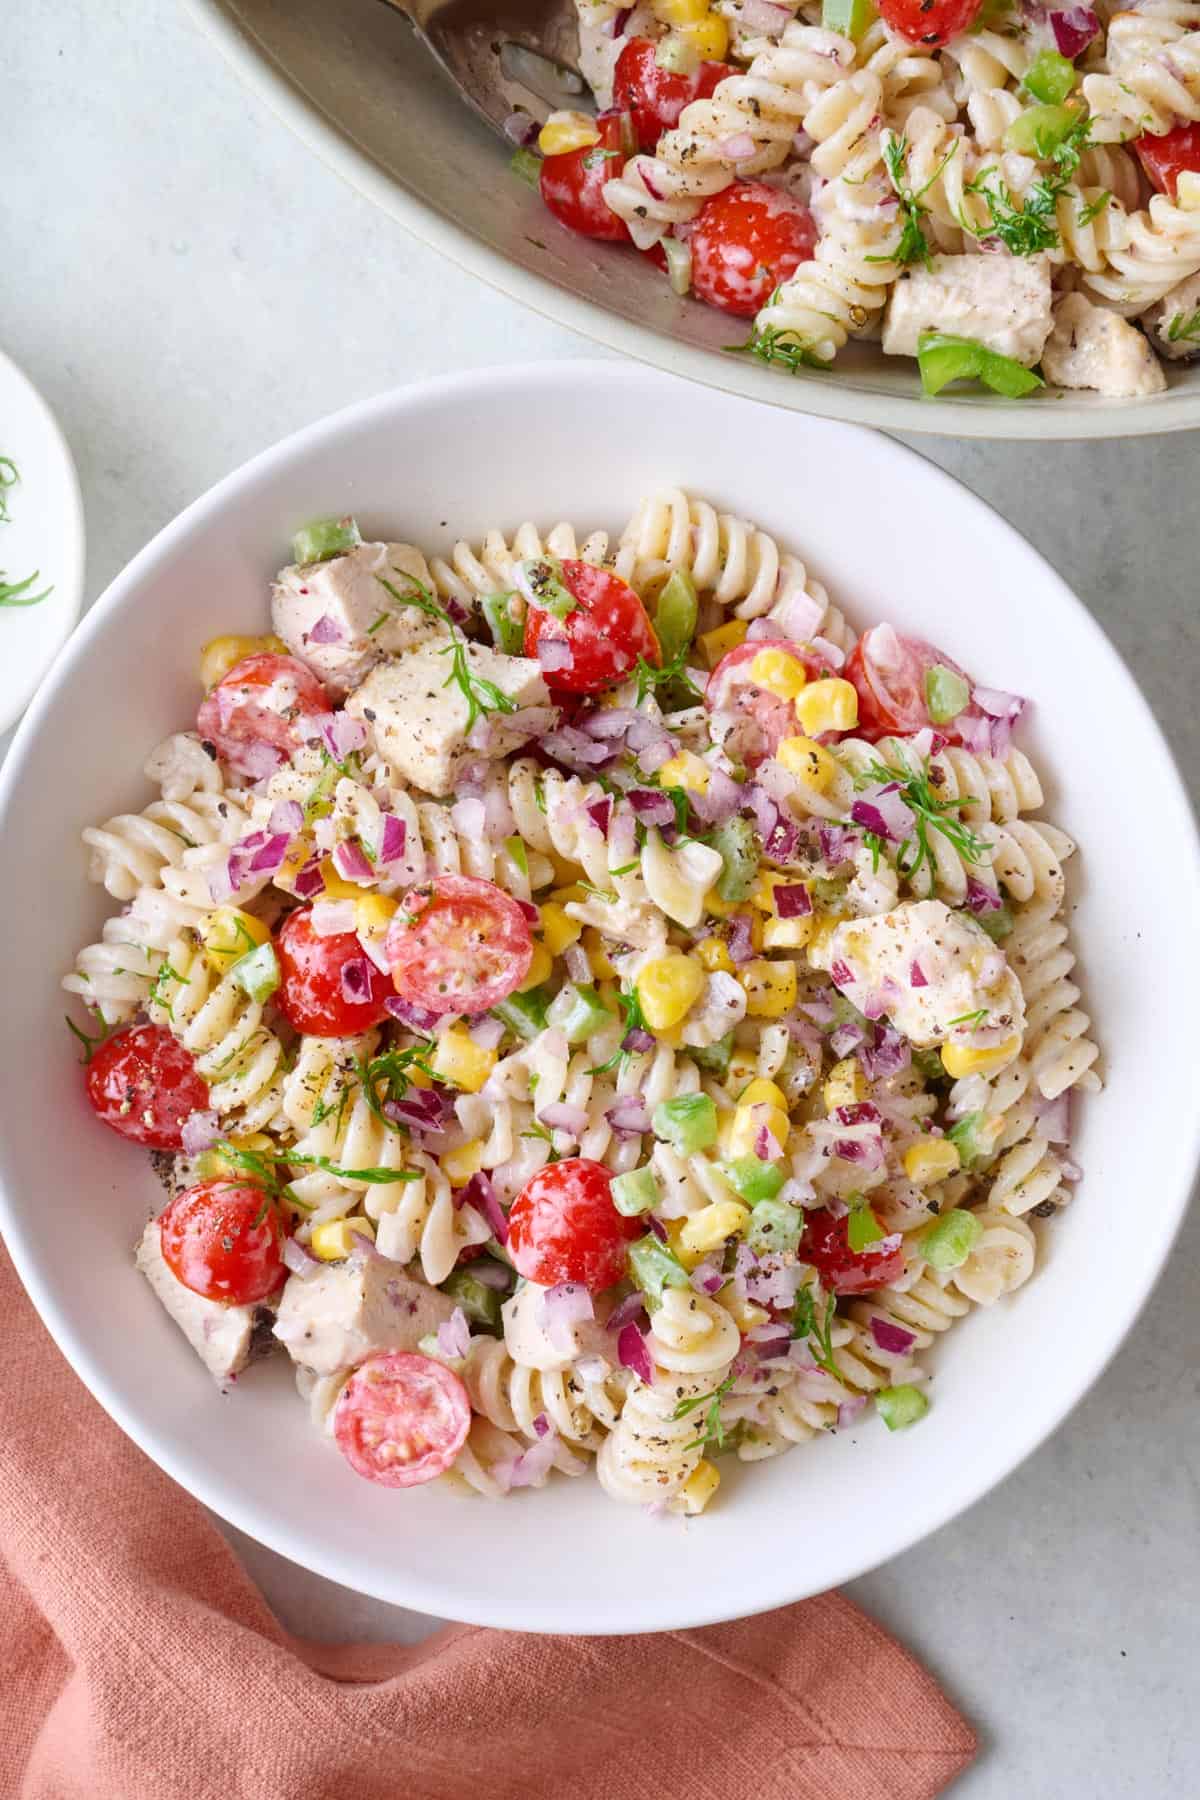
[334,1352,471,1488]
[1135,122,1200,199]
[508,1157,642,1292]
[539,113,631,241]
[689,181,818,318]
[85,1023,209,1151]
[844,627,983,745]
[800,1208,905,1296]
[275,907,395,1037]
[159,1180,286,1304]
[876,0,982,46]
[523,559,659,694]
[705,637,832,768]
[386,874,533,1015]
[196,653,332,780]
[613,37,729,152]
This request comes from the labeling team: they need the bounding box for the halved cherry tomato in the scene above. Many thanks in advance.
[386,874,533,1015]
[159,1180,286,1304]
[800,1208,905,1296]
[85,1023,209,1151]
[844,627,982,745]
[877,0,981,46]
[334,1352,471,1488]
[508,1157,642,1292]
[1135,122,1200,199]
[690,181,818,318]
[613,37,729,152]
[539,112,631,241]
[705,637,831,768]
[196,653,332,781]
[276,907,395,1037]
[523,559,659,694]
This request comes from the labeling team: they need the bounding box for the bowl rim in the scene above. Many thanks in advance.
[2,360,1197,1630]
[183,0,1200,444]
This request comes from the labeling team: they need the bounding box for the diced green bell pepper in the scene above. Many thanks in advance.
[876,1384,929,1430]
[724,1157,785,1203]
[925,664,970,724]
[652,1092,718,1155]
[483,590,525,655]
[230,940,280,1004]
[547,982,612,1044]
[919,1207,983,1271]
[291,516,362,565]
[712,815,759,903]
[442,1266,504,1332]
[629,1235,690,1305]
[491,987,551,1041]
[746,1197,803,1255]
[652,569,698,664]
[611,1167,661,1217]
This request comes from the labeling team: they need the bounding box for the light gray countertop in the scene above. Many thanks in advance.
[6,4,1198,1793]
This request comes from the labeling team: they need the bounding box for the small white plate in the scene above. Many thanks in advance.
[0,348,85,735]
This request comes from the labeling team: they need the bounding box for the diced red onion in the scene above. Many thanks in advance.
[332,838,375,883]
[500,1431,558,1490]
[378,814,407,864]
[468,1014,505,1051]
[621,1027,656,1054]
[637,739,674,775]
[268,799,304,837]
[451,796,487,843]
[718,131,757,160]
[851,784,915,843]
[542,725,612,772]
[764,814,799,861]
[818,823,856,867]
[308,612,344,645]
[833,1135,885,1170]
[627,788,675,827]
[775,589,824,640]
[754,1122,785,1162]
[617,1321,653,1384]
[688,766,741,826]
[802,999,836,1026]
[292,858,324,900]
[206,860,236,905]
[858,1023,910,1083]
[834,1102,881,1127]
[339,957,373,1002]
[607,1292,648,1334]
[180,1109,220,1155]
[538,1100,590,1136]
[956,713,993,756]
[502,109,539,146]
[829,1023,865,1058]
[830,958,854,988]
[964,876,1002,917]
[775,882,812,918]
[516,898,540,927]
[837,1394,868,1429]
[538,1281,594,1350]
[536,637,572,674]
[585,796,613,834]
[910,959,928,988]
[468,1259,513,1292]
[1036,1091,1071,1144]
[437,1306,472,1360]
[456,1171,508,1243]
[689,1258,725,1296]
[646,1214,668,1243]
[281,1236,322,1279]
[735,0,793,31]
[606,1092,651,1140]
[311,898,356,937]
[726,915,755,965]
[531,1412,550,1439]
[383,994,441,1032]
[384,1084,449,1134]
[810,636,846,670]
[505,706,559,738]
[229,738,286,782]
[581,707,639,741]
[320,713,367,761]
[1050,5,1098,56]
[564,942,591,984]
[247,832,291,875]
[869,1315,916,1355]
[746,783,779,845]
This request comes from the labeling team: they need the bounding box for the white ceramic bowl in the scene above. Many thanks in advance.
[1,362,1196,1633]
[185,0,1200,441]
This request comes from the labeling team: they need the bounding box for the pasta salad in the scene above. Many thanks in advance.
[513,0,1200,397]
[66,491,1099,1513]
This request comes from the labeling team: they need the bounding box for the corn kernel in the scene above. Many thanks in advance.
[806,915,840,969]
[355,894,398,935]
[699,619,747,668]
[725,1047,760,1091]
[675,11,729,58]
[763,916,816,950]
[903,1139,962,1185]
[519,941,554,991]
[677,1458,721,1515]
[442,1139,486,1187]
[739,958,797,1018]
[824,1057,867,1112]
[431,1025,497,1094]
[703,884,737,919]
[200,906,271,972]
[549,882,586,905]
[664,1219,706,1272]
[548,849,583,887]
[728,1102,791,1159]
[537,109,600,156]
[776,735,841,792]
[198,633,287,690]
[750,871,784,913]
[319,858,364,902]
[719,1282,769,1333]
[636,952,705,1031]
[695,935,734,974]
[539,901,582,956]
[793,678,859,737]
[273,833,317,894]
[653,0,710,23]
[680,1200,752,1257]
[581,928,617,981]
[657,749,710,794]
[311,1217,376,1262]
[749,647,809,701]
[196,1130,273,1181]
[940,1034,1022,1079]
[738,1077,789,1111]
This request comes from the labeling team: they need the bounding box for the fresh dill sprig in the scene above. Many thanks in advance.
[674,1371,735,1452]
[850,755,990,885]
[870,132,957,269]
[520,1121,564,1163]
[962,110,1093,257]
[1076,189,1111,228]
[586,985,651,1076]
[633,640,702,706]
[64,1010,117,1065]
[214,1137,419,1191]
[947,1007,990,1028]
[376,573,518,732]
[791,1284,842,1381]
[727,320,832,375]
[0,455,53,607]
[1167,306,1200,344]
[354,1041,437,1135]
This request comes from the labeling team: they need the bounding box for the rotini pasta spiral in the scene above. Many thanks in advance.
[1006,899,1101,1096]
[462,1335,620,1456]
[1082,17,1200,142]
[81,733,256,902]
[146,933,288,1131]
[428,519,612,610]
[64,884,214,1024]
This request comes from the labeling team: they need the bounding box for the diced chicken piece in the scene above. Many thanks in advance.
[502,1281,613,1373]
[272,1254,455,1376]
[271,541,446,696]
[1042,294,1167,396]
[818,900,1026,1055]
[883,254,1054,365]
[345,642,553,798]
[1141,271,1200,362]
[135,1218,268,1385]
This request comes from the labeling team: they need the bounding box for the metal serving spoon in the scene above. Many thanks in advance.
[379,0,591,142]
